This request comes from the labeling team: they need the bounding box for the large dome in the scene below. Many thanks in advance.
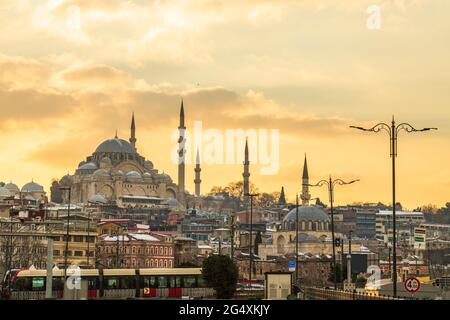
[95,138,136,154]
[283,205,329,222]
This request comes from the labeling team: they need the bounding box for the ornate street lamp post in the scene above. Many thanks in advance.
[308,177,359,290]
[350,116,437,296]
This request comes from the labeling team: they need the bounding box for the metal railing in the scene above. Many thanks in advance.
[303,287,403,300]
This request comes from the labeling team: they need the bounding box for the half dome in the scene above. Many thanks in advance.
[79,162,98,170]
[93,169,110,177]
[89,194,108,204]
[126,171,142,178]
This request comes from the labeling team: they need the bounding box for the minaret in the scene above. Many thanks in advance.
[300,154,311,205]
[178,99,186,195]
[278,186,286,205]
[130,112,136,148]
[194,148,201,197]
[243,138,250,198]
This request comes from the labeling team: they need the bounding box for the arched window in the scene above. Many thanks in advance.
[155,260,158,267]
[164,260,167,268]
[150,259,154,267]
[164,247,168,255]
[159,259,163,267]
[168,247,172,256]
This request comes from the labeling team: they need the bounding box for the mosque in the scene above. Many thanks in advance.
[257,156,339,259]
[51,102,194,206]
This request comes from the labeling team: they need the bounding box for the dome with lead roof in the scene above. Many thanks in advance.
[21,181,44,193]
[5,182,19,193]
[79,162,98,170]
[89,194,108,204]
[283,205,329,222]
[95,138,137,154]
[0,187,12,198]
[126,171,142,179]
[93,169,110,177]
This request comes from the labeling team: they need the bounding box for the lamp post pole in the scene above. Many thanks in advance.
[350,116,437,297]
[309,178,359,290]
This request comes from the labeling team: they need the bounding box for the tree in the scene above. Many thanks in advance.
[202,255,238,299]
[256,192,280,207]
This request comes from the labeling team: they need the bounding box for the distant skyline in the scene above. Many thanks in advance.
[0,1,449,209]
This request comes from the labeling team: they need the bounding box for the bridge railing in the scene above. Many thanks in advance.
[303,287,403,300]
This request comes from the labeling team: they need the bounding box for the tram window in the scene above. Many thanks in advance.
[158,276,168,288]
[183,276,197,288]
[120,276,135,289]
[32,277,45,291]
[12,278,31,291]
[198,277,207,288]
[142,276,157,288]
[87,277,98,290]
[105,278,120,289]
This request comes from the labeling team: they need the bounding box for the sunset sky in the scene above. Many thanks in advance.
[0,0,449,209]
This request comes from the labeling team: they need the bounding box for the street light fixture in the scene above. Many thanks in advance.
[350,116,437,297]
[307,177,359,290]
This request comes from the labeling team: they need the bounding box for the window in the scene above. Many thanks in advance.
[164,247,168,255]
[53,250,60,256]
[183,276,197,288]
[158,276,168,288]
[142,276,158,288]
[74,251,83,257]
[32,277,45,291]
[73,236,83,242]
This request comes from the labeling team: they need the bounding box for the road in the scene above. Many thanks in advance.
[379,282,447,300]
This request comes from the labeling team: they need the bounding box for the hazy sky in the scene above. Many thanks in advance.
[0,0,449,209]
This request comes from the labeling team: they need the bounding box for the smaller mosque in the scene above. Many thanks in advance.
[257,156,337,259]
